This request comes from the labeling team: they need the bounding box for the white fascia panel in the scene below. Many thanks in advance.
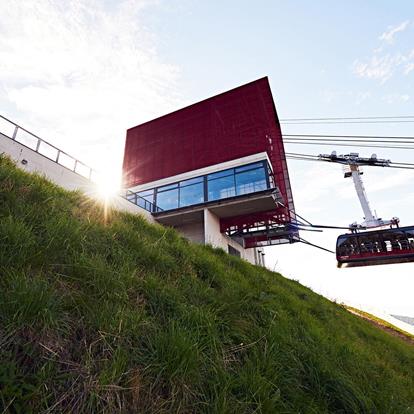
[128,151,272,193]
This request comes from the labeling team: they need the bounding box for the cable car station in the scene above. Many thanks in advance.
[122,77,298,265]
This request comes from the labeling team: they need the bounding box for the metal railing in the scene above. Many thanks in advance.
[0,114,97,181]
[0,113,162,214]
[125,190,163,213]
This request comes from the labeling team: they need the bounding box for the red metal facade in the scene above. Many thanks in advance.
[122,77,296,245]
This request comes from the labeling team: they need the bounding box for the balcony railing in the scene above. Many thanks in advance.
[0,114,162,215]
[125,190,164,213]
[0,114,97,181]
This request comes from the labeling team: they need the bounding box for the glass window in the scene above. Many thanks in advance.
[158,183,178,192]
[136,197,150,211]
[208,175,236,201]
[235,162,264,173]
[156,188,179,210]
[180,176,204,187]
[337,235,359,255]
[207,168,234,180]
[137,189,153,197]
[235,167,267,195]
[137,189,154,203]
[382,229,410,251]
[404,227,414,250]
[358,234,382,253]
[126,193,136,202]
[149,161,272,210]
[179,183,204,207]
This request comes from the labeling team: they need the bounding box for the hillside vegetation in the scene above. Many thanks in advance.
[0,155,413,413]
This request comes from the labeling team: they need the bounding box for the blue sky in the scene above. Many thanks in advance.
[146,1,413,119]
[1,0,413,316]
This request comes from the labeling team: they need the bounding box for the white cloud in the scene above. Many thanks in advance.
[319,89,370,105]
[355,91,371,105]
[382,93,410,103]
[405,63,414,74]
[353,54,405,83]
[353,21,413,83]
[379,20,410,44]
[365,169,413,193]
[0,0,181,180]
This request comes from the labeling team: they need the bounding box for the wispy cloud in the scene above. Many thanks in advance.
[353,21,413,83]
[0,0,181,177]
[353,54,405,83]
[381,93,410,104]
[366,169,413,193]
[319,89,370,105]
[405,62,414,75]
[353,50,414,83]
[379,20,410,44]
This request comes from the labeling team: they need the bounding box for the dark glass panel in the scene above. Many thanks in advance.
[137,189,154,203]
[208,175,236,201]
[403,227,414,250]
[235,162,264,172]
[179,183,204,207]
[207,168,234,180]
[180,176,204,187]
[156,188,179,210]
[381,229,411,251]
[137,189,154,197]
[126,193,136,202]
[235,167,267,195]
[357,233,383,253]
[158,183,179,192]
[136,197,149,211]
[337,235,359,256]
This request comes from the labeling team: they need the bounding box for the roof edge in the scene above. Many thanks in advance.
[127,76,270,132]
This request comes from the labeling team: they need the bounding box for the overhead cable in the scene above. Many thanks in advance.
[284,151,414,170]
[283,141,414,151]
[280,114,414,125]
[284,133,414,140]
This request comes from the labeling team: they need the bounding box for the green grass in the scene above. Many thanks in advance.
[0,154,413,413]
[345,306,414,341]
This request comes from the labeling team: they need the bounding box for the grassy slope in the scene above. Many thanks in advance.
[0,155,413,414]
[345,306,414,342]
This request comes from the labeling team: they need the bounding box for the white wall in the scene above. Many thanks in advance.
[204,208,257,264]
[0,133,154,221]
[175,221,205,244]
[1,132,94,192]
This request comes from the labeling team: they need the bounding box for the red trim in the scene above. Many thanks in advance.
[220,208,297,248]
[219,208,289,233]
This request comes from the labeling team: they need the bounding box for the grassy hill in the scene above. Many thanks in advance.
[0,154,413,413]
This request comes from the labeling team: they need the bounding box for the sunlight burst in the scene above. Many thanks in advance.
[95,173,121,201]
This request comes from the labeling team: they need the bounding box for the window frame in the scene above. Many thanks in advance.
[149,160,272,211]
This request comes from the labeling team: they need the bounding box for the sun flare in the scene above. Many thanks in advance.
[95,173,121,201]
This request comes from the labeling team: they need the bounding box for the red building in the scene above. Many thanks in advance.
[123,77,297,263]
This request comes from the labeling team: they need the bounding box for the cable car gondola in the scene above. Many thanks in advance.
[337,226,414,268]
